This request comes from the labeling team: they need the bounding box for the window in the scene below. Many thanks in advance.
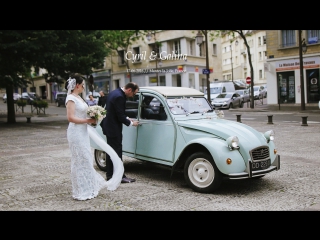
[263,36,266,44]
[259,52,262,61]
[199,43,206,57]
[188,40,195,55]
[173,40,181,54]
[281,30,296,47]
[118,50,125,65]
[258,37,261,46]
[307,30,320,44]
[212,43,217,55]
[150,43,160,57]
[259,69,263,79]
[132,47,141,62]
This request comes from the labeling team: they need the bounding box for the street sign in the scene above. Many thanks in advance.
[246,76,251,84]
[202,69,210,74]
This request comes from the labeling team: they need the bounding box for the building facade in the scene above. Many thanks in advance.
[106,30,223,94]
[266,30,320,105]
[221,30,267,86]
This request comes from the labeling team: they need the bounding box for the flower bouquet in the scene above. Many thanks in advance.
[215,110,224,119]
[87,105,107,127]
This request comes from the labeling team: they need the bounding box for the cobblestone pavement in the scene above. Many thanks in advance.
[0,111,320,211]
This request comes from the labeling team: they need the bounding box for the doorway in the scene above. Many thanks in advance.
[306,69,320,103]
[277,71,295,103]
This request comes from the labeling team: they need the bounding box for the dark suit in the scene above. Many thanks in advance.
[97,95,107,108]
[100,88,131,179]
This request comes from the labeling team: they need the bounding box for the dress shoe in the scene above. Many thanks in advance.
[121,177,136,183]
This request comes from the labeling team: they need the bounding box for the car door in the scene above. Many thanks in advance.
[135,93,176,163]
[232,93,241,107]
[122,94,139,156]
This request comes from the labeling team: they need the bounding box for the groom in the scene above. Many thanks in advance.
[100,82,139,183]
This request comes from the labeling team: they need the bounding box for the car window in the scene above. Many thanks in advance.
[140,95,167,120]
[167,97,212,115]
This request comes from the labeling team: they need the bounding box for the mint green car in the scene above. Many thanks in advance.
[90,87,280,193]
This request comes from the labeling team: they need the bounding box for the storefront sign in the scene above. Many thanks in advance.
[275,57,320,72]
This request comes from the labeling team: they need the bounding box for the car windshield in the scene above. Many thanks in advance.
[166,97,212,115]
[253,86,259,91]
[216,93,232,98]
[205,87,222,94]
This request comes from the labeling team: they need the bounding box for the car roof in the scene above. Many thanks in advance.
[139,86,204,97]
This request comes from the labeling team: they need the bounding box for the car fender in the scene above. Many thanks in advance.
[186,137,246,175]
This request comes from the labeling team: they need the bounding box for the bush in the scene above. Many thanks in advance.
[16,99,27,107]
[33,100,48,108]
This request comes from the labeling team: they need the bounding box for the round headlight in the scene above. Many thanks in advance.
[226,136,239,149]
[264,130,275,142]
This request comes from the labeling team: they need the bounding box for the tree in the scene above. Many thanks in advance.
[203,30,254,108]
[0,30,110,123]
[102,30,148,82]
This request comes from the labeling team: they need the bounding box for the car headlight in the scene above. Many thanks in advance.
[264,130,274,143]
[226,136,239,150]
[30,98,34,101]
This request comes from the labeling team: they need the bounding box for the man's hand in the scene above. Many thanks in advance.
[132,120,139,126]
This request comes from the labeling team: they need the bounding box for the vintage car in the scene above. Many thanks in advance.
[90,86,280,193]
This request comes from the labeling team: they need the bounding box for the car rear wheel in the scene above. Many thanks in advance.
[184,152,223,193]
[94,149,107,171]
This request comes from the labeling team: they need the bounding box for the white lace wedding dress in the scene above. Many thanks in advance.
[66,94,123,201]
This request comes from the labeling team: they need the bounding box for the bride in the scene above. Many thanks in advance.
[65,73,123,201]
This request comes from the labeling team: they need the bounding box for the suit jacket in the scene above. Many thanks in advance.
[98,95,107,107]
[100,88,131,137]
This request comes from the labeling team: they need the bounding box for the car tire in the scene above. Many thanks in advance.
[240,101,244,108]
[229,103,233,109]
[94,149,108,171]
[184,152,223,193]
[56,102,60,107]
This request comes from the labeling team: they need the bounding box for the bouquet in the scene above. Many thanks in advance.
[87,105,107,127]
[215,110,224,119]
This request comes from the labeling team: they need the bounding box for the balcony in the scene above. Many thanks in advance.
[241,63,247,69]
[240,49,246,55]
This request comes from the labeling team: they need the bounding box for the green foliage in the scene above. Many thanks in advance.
[33,100,48,108]
[0,30,109,123]
[16,99,27,107]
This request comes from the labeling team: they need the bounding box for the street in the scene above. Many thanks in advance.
[0,100,320,211]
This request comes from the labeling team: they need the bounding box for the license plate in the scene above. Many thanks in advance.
[252,159,270,171]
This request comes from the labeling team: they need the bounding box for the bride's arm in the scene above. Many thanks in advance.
[66,100,96,124]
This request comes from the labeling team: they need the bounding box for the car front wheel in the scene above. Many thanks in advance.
[184,152,223,193]
[94,149,108,171]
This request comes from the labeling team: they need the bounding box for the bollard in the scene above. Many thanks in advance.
[301,116,308,126]
[26,117,31,123]
[267,115,273,124]
[236,114,242,123]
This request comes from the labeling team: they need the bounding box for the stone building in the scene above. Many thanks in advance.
[265,30,320,105]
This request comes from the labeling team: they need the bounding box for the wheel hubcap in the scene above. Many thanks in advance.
[95,150,106,167]
[188,158,214,188]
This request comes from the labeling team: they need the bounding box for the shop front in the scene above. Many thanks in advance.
[274,56,320,104]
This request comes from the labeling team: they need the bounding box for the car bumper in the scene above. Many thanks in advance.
[213,103,228,108]
[225,154,280,179]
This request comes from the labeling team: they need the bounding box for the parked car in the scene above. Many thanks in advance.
[260,84,267,98]
[205,81,235,103]
[233,79,247,90]
[248,86,264,100]
[3,93,21,103]
[212,92,243,109]
[236,89,250,103]
[55,92,67,107]
[21,92,41,105]
[90,86,280,193]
